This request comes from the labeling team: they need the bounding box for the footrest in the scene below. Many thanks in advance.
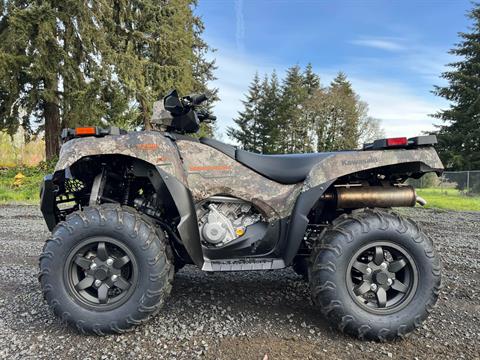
[202,258,286,271]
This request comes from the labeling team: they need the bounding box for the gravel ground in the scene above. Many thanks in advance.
[0,205,478,359]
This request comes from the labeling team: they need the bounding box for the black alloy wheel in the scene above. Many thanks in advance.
[65,237,138,310]
[346,242,418,314]
[308,209,441,341]
[39,205,174,334]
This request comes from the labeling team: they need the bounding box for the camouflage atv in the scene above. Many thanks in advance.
[39,90,442,340]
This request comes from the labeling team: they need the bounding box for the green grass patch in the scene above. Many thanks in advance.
[416,188,480,212]
[0,164,53,204]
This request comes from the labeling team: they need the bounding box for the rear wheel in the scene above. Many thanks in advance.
[39,205,174,334]
[308,209,441,341]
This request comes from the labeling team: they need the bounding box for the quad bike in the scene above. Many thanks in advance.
[39,90,442,340]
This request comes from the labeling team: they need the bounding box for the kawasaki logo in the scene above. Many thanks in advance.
[341,157,379,166]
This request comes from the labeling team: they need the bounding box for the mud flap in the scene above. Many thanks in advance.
[40,174,58,231]
[283,181,334,266]
[157,169,204,267]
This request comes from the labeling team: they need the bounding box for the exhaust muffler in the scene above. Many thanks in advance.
[323,185,424,209]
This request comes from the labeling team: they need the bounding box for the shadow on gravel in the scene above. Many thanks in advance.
[4,265,333,336]
[166,267,335,334]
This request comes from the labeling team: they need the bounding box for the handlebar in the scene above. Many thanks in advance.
[184,93,208,106]
[163,90,216,124]
[184,93,216,122]
[197,109,217,122]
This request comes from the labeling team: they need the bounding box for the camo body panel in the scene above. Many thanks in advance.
[55,131,186,184]
[176,140,302,220]
[55,132,443,219]
[303,147,444,191]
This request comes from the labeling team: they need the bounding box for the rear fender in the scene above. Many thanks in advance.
[283,147,444,266]
[303,147,443,191]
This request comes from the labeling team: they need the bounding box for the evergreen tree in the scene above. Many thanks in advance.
[0,0,216,159]
[303,63,321,95]
[191,8,218,138]
[304,72,372,151]
[260,71,281,153]
[0,1,115,159]
[301,63,321,151]
[279,65,311,153]
[227,72,262,152]
[328,72,360,150]
[108,0,216,130]
[229,67,382,154]
[433,4,480,170]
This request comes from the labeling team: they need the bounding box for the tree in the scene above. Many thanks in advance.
[227,72,263,152]
[433,3,480,170]
[303,72,370,151]
[328,72,360,150]
[279,65,311,153]
[229,67,383,153]
[0,1,115,159]
[358,116,385,145]
[257,72,281,153]
[108,0,216,130]
[303,63,321,95]
[0,0,216,160]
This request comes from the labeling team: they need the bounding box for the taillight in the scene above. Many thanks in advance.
[363,135,437,150]
[386,137,408,147]
[61,126,127,143]
[74,127,97,136]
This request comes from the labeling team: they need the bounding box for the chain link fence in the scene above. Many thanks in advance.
[409,171,480,195]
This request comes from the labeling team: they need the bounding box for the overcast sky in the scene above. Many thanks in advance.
[196,0,472,140]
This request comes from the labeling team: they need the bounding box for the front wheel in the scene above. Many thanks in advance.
[309,209,441,341]
[39,205,174,334]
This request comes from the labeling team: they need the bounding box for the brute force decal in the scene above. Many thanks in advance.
[188,165,232,172]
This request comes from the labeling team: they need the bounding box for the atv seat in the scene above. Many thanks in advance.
[236,149,332,184]
[199,137,332,185]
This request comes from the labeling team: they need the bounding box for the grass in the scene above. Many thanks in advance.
[0,166,49,204]
[415,188,480,212]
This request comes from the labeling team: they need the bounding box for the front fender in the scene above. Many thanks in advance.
[56,131,186,185]
[49,132,204,267]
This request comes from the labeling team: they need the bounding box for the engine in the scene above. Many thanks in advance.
[196,196,262,247]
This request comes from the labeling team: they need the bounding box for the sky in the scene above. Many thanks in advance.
[195,0,473,140]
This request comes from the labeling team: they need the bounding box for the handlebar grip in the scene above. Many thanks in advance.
[191,93,208,105]
[208,114,217,121]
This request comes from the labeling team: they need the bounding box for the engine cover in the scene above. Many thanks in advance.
[196,196,262,247]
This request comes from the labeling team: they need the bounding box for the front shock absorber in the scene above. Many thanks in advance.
[122,174,133,205]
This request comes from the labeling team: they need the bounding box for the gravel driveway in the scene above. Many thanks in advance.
[0,205,478,359]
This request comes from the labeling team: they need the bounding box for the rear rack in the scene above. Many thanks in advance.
[61,126,127,143]
[363,135,437,150]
